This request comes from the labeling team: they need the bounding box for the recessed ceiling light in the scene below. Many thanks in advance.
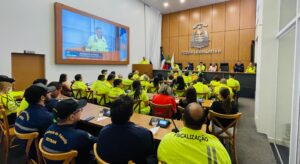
[163,2,169,8]
[180,0,186,3]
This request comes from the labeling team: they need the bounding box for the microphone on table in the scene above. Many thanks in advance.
[171,118,179,133]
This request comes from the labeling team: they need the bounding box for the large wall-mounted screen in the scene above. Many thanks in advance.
[55,3,129,65]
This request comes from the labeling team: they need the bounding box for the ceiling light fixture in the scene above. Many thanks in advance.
[163,2,169,8]
[180,0,186,3]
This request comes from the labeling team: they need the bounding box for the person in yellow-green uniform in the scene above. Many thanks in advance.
[147,77,160,93]
[227,73,240,92]
[173,76,187,97]
[209,75,221,93]
[139,57,149,64]
[173,64,181,71]
[182,71,192,86]
[140,74,151,92]
[158,103,231,164]
[132,70,140,80]
[71,74,88,99]
[196,62,206,72]
[108,79,125,102]
[193,78,211,99]
[86,27,108,52]
[122,73,134,91]
[0,75,19,124]
[213,78,234,99]
[245,62,256,74]
[128,81,150,114]
[93,74,115,105]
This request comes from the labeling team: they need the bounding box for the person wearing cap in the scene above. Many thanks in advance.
[71,74,88,99]
[158,103,231,164]
[17,78,49,114]
[108,79,125,102]
[0,75,19,124]
[97,95,156,163]
[45,82,63,112]
[15,83,55,158]
[42,99,97,163]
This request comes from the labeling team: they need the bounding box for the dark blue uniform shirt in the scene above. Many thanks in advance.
[45,98,58,112]
[234,64,244,72]
[42,124,97,164]
[15,104,54,158]
[97,122,155,164]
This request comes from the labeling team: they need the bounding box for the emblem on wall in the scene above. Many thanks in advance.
[191,23,209,49]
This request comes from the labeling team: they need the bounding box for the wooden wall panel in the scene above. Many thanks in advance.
[239,29,255,61]
[211,32,225,61]
[240,0,256,29]
[225,30,239,61]
[189,8,201,35]
[162,0,256,68]
[212,3,226,32]
[162,38,170,56]
[162,15,170,38]
[179,11,190,36]
[170,13,179,37]
[170,37,179,60]
[226,0,240,30]
[201,5,213,32]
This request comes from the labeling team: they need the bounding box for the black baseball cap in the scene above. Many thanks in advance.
[24,83,57,104]
[53,98,87,120]
[0,75,15,83]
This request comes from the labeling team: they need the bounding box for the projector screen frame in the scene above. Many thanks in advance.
[54,2,130,65]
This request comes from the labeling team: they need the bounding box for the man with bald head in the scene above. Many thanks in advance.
[158,103,231,164]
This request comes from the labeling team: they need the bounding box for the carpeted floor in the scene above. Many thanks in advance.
[1,98,278,164]
[236,98,277,164]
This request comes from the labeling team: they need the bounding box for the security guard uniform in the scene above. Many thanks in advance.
[128,90,150,114]
[71,81,88,99]
[193,82,211,99]
[158,127,231,164]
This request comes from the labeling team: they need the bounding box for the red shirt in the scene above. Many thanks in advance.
[152,94,176,118]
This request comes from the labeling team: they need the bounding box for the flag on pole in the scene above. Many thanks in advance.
[171,53,175,69]
[160,51,165,69]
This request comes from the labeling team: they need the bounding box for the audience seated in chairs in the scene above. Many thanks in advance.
[15,83,55,160]
[128,81,150,114]
[59,73,72,97]
[42,98,97,163]
[44,82,62,112]
[193,77,211,99]
[92,74,108,105]
[122,73,134,91]
[158,102,231,164]
[151,84,176,118]
[213,78,234,99]
[148,77,160,93]
[71,74,88,99]
[97,95,156,163]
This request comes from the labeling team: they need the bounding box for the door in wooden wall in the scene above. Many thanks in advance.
[11,53,45,91]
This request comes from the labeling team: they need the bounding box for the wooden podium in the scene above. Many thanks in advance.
[132,64,153,78]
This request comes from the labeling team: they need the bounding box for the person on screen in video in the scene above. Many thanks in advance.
[86,27,108,52]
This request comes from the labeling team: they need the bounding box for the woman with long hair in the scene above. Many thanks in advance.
[178,87,197,108]
[59,73,72,96]
[128,81,150,114]
[148,77,160,93]
[173,76,186,97]
[210,87,238,127]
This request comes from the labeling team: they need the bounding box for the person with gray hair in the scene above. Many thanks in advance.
[152,84,176,118]
[158,102,231,164]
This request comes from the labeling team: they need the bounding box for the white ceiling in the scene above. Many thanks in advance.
[141,0,227,14]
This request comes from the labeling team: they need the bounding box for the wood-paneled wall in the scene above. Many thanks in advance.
[162,0,256,70]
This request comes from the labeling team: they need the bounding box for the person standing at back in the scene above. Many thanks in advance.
[97,95,156,163]
[158,103,231,164]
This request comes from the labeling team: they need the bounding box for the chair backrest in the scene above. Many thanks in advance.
[196,92,208,99]
[96,93,106,105]
[0,106,10,139]
[209,110,242,139]
[86,90,94,102]
[133,99,142,113]
[93,143,134,164]
[15,130,41,164]
[149,102,173,118]
[39,139,78,164]
[108,96,118,103]
[72,89,82,99]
